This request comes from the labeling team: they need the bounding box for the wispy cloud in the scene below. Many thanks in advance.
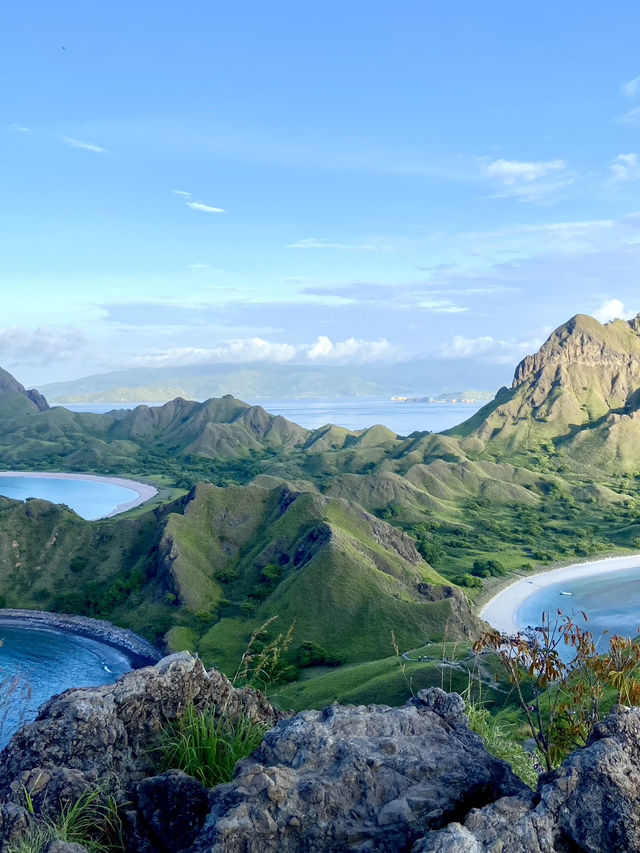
[9,123,30,133]
[610,153,640,182]
[186,201,225,213]
[417,300,469,314]
[440,333,546,364]
[617,106,640,124]
[171,190,224,213]
[287,236,408,253]
[0,326,88,365]
[622,76,640,98]
[62,136,106,153]
[482,157,573,203]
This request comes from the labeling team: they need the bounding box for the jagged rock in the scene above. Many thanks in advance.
[125,770,210,852]
[44,844,90,853]
[415,705,640,852]
[0,652,281,816]
[0,803,33,852]
[187,688,524,853]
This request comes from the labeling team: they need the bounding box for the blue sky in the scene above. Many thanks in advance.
[3,1,640,386]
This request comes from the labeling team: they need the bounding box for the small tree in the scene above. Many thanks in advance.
[473,611,640,770]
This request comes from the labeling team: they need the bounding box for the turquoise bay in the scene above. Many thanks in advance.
[516,563,640,649]
[0,474,155,520]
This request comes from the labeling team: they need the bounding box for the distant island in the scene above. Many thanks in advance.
[391,390,495,403]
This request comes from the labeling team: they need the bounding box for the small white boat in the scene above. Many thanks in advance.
[560,591,574,596]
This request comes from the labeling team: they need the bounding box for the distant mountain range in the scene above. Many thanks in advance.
[39,360,511,403]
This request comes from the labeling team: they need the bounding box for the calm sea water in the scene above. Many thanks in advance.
[0,476,138,520]
[0,623,133,747]
[517,563,640,652]
[64,398,485,435]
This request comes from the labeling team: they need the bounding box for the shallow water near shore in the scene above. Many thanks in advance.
[0,474,148,520]
[516,563,640,652]
[0,622,134,747]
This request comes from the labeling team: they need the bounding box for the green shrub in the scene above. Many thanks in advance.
[8,786,124,853]
[465,698,539,789]
[159,704,269,788]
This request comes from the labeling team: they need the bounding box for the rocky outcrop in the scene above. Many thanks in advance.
[0,652,281,817]
[0,366,49,413]
[417,705,640,852]
[10,656,640,853]
[125,771,210,853]
[188,689,524,853]
[459,313,640,464]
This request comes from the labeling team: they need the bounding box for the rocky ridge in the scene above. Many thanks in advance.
[4,654,640,852]
[454,313,640,468]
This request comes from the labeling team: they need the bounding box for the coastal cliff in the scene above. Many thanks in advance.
[2,654,640,852]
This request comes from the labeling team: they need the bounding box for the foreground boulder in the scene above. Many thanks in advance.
[10,652,640,852]
[416,705,640,852]
[188,688,524,853]
[0,651,280,816]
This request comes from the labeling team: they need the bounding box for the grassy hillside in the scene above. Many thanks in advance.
[3,321,640,710]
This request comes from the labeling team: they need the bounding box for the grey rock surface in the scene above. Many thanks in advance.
[187,687,524,853]
[0,652,280,820]
[415,705,640,852]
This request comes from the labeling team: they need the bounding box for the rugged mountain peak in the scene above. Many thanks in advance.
[512,313,640,390]
[0,366,49,412]
[452,312,640,468]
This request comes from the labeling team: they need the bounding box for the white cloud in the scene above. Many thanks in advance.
[440,333,545,363]
[0,326,88,365]
[484,159,567,184]
[62,137,106,153]
[610,153,640,182]
[306,335,395,362]
[286,237,403,253]
[416,299,469,313]
[171,190,192,198]
[593,298,637,323]
[482,158,573,203]
[622,76,640,97]
[186,201,224,213]
[9,123,30,133]
[133,335,397,368]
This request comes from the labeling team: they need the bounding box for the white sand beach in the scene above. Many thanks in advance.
[0,471,158,517]
[479,553,640,634]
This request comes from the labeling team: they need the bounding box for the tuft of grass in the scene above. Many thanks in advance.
[465,697,540,789]
[7,786,124,853]
[159,704,269,788]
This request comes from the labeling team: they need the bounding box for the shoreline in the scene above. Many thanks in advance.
[479,552,640,634]
[0,471,158,518]
[0,609,162,668]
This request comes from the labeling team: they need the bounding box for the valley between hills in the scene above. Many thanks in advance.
[3,311,640,709]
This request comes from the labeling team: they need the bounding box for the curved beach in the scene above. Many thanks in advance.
[0,471,157,517]
[479,553,640,634]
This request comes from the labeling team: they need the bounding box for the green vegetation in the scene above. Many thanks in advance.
[9,786,124,853]
[465,697,540,789]
[158,704,269,788]
[475,612,640,770]
[5,311,640,712]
